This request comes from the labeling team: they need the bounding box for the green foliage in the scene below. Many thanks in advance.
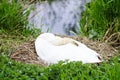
[0,0,27,33]
[0,54,46,80]
[79,0,120,40]
[0,54,120,80]
[0,0,41,37]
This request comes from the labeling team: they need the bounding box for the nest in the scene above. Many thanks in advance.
[10,36,118,66]
[10,40,46,66]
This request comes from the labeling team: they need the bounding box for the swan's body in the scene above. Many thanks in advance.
[35,33,102,65]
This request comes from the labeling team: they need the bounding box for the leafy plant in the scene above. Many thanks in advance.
[0,54,120,80]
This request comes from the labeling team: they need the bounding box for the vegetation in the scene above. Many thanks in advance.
[0,54,120,80]
[0,0,41,36]
[0,0,26,34]
[0,0,41,53]
[0,0,120,80]
[79,0,120,40]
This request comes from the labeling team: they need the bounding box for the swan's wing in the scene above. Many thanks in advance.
[35,37,55,62]
[52,37,102,63]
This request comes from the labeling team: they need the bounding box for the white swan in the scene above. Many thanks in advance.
[35,33,102,65]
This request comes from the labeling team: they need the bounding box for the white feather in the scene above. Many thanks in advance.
[35,33,102,65]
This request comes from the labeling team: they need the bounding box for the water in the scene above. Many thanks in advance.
[28,0,91,36]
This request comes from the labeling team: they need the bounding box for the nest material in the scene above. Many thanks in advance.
[10,40,46,66]
[10,36,118,66]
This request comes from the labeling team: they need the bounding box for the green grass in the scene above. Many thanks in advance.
[0,0,41,53]
[0,0,41,36]
[0,54,120,80]
[79,0,120,40]
[0,0,26,33]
